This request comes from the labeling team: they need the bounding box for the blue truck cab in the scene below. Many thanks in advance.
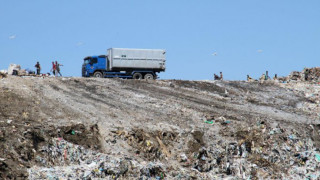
[82,55,106,78]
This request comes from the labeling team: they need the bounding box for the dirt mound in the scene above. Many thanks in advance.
[0,121,102,179]
[0,87,102,179]
[0,76,319,179]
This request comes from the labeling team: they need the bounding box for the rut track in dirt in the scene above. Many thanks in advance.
[0,76,319,179]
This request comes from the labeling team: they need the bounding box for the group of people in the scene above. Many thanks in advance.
[214,70,278,82]
[51,61,63,76]
[247,71,280,82]
[34,61,63,76]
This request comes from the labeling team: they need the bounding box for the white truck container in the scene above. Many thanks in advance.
[107,48,166,71]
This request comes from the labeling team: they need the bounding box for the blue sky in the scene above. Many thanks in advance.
[0,0,319,80]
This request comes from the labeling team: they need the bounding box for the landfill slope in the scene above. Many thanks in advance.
[0,76,319,179]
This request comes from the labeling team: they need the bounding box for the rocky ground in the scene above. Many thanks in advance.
[0,75,319,179]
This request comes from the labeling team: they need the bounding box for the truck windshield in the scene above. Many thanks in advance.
[84,60,90,65]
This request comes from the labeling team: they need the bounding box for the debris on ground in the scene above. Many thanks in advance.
[287,67,320,82]
[0,72,7,79]
[0,68,319,179]
[7,64,21,75]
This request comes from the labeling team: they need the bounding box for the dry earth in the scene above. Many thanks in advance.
[0,76,319,179]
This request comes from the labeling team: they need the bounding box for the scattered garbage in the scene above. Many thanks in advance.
[0,72,7,79]
[247,67,320,83]
[25,68,35,75]
[180,153,188,162]
[289,71,301,81]
[0,68,319,179]
[315,154,320,162]
[287,67,320,82]
[6,63,40,77]
[8,64,21,75]
[28,137,169,179]
[205,120,214,124]
[0,70,7,74]
[221,120,231,125]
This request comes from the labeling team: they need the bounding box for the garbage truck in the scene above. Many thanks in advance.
[82,48,166,79]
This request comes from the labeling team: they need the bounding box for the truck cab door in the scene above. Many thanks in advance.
[87,57,100,75]
[90,57,98,70]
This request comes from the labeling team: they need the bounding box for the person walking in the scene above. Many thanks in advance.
[51,61,56,76]
[35,61,41,75]
[55,61,63,76]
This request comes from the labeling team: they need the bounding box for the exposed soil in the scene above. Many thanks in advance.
[0,76,319,179]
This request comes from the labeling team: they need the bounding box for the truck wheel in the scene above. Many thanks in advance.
[132,73,143,79]
[93,71,103,78]
[144,73,154,80]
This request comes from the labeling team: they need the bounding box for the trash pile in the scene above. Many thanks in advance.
[279,81,320,120]
[176,120,320,179]
[31,121,318,179]
[7,64,35,76]
[304,67,320,81]
[247,67,320,83]
[0,103,103,179]
[29,138,167,179]
[0,72,6,79]
[288,67,320,82]
[288,71,301,81]
[1,70,320,179]
[113,128,177,160]
[8,64,21,75]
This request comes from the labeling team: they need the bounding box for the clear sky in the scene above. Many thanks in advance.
[0,0,319,80]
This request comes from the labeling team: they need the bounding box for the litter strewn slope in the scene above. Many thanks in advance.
[0,76,319,179]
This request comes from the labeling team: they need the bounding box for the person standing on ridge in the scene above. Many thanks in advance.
[220,72,223,80]
[273,74,278,80]
[259,73,265,83]
[304,69,310,81]
[51,61,56,76]
[55,61,63,76]
[35,61,41,75]
[265,71,270,80]
[247,75,254,82]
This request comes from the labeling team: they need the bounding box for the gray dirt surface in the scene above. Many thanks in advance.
[0,76,319,179]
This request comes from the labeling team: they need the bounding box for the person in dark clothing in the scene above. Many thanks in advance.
[55,61,63,76]
[273,74,278,80]
[214,73,220,80]
[35,62,41,75]
[304,69,310,81]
